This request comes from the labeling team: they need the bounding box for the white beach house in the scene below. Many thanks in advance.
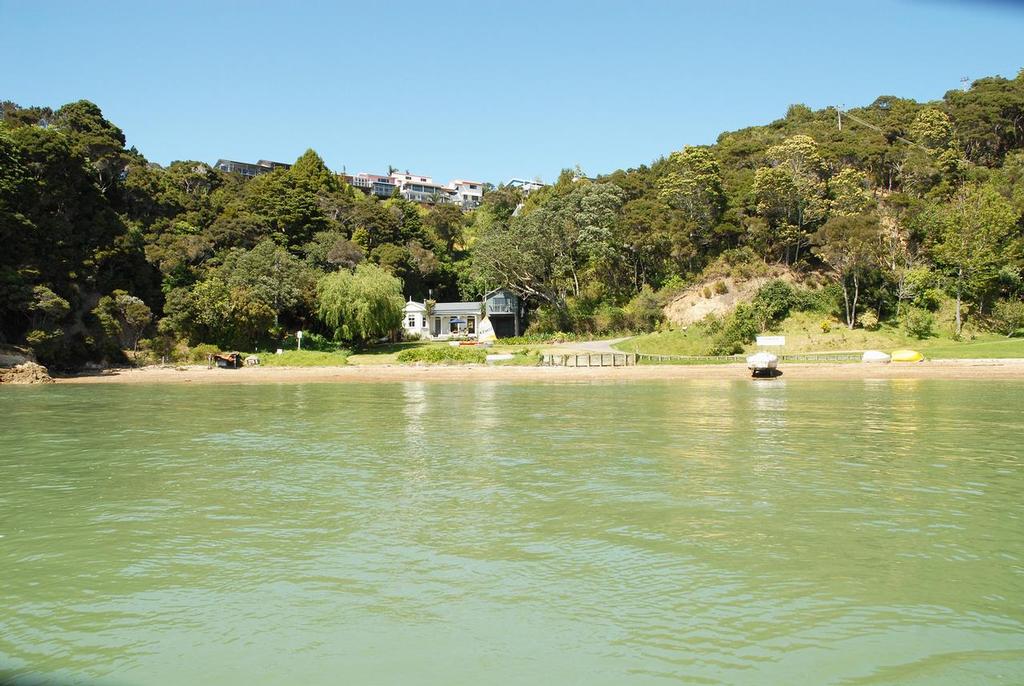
[402,288,523,340]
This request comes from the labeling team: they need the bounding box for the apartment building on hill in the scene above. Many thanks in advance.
[214,159,292,178]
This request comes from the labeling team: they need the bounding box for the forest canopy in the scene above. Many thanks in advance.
[2,69,1023,366]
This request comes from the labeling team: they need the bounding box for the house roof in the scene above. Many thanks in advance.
[404,300,427,311]
[432,302,481,315]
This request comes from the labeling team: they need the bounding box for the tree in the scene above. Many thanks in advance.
[163,276,275,350]
[471,182,624,307]
[944,72,1024,166]
[909,108,954,150]
[327,238,365,269]
[829,168,873,216]
[220,239,313,328]
[289,149,340,194]
[426,204,466,254]
[931,183,1020,334]
[813,214,882,329]
[95,290,153,352]
[753,135,829,263]
[53,100,128,193]
[658,146,725,250]
[316,263,404,343]
[876,212,922,318]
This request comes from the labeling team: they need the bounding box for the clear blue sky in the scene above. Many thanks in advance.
[2,0,1022,184]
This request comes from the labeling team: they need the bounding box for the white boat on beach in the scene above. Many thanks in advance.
[746,351,779,376]
[861,350,892,363]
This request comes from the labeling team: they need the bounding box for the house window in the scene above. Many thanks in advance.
[407,315,416,328]
[467,316,476,334]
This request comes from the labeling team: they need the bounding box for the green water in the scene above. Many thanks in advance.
[1,380,1022,685]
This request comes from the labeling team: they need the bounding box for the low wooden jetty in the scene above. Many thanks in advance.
[540,353,638,367]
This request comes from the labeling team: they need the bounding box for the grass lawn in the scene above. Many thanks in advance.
[346,341,431,365]
[616,311,1024,359]
[913,337,1024,359]
[255,350,350,367]
[348,340,562,365]
[241,340,558,367]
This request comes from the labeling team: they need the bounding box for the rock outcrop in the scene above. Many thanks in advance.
[0,346,36,367]
[0,362,54,384]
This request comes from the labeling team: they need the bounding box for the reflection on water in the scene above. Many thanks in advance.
[1,380,1023,685]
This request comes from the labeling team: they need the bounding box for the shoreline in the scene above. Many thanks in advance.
[43,359,1024,384]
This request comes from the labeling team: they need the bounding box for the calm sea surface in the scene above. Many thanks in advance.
[1,380,1023,685]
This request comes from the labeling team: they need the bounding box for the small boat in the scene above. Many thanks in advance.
[213,352,243,369]
[861,350,891,363]
[746,351,779,377]
[891,349,924,363]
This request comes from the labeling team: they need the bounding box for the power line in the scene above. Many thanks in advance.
[834,106,933,154]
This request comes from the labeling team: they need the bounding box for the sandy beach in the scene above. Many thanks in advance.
[49,359,1024,384]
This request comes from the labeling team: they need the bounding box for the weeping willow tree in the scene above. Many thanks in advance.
[316,263,404,343]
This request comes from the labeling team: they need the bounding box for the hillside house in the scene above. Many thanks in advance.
[402,288,523,340]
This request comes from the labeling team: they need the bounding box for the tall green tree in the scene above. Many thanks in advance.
[753,135,828,263]
[813,214,883,329]
[930,183,1020,334]
[426,204,466,254]
[471,182,624,307]
[658,146,725,251]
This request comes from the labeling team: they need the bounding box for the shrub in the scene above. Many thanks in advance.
[702,286,713,299]
[992,299,1024,335]
[793,283,841,314]
[752,279,795,330]
[713,280,728,295]
[659,274,687,298]
[902,307,935,339]
[593,304,628,333]
[395,346,487,364]
[858,311,879,330]
[294,331,336,351]
[526,305,571,335]
[699,246,770,282]
[708,304,758,355]
[820,320,832,334]
[624,286,663,332]
[917,288,944,311]
[188,343,220,363]
[698,312,724,336]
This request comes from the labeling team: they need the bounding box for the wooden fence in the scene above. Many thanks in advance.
[540,351,864,368]
[634,352,863,364]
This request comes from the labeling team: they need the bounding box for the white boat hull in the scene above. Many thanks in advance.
[746,352,779,371]
[861,350,891,363]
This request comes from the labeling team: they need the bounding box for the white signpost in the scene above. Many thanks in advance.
[296,330,303,351]
[756,335,785,347]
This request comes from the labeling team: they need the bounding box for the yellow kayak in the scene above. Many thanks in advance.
[891,349,924,363]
